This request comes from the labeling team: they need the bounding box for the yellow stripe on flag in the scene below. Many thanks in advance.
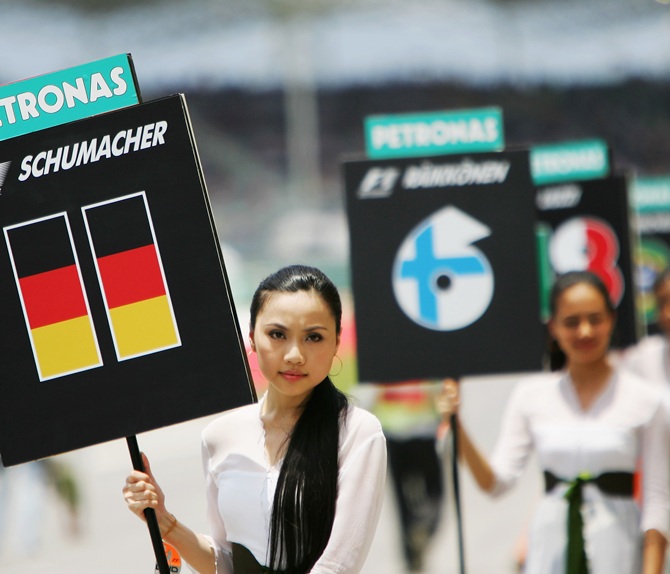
[32,316,101,379]
[110,295,179,359]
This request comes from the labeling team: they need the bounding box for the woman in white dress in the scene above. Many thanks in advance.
[437,270,669,574]
[122,265,387,573]
[620,266,670,384]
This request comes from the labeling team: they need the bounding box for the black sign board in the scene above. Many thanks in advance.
[0,94,254,466]
[344,150,545,381]
[535,174,640,346]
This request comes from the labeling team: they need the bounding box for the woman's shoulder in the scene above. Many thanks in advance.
[624,334,666,358]
[496,372,565,415]
[345,403,384,429]
[202,402,261,445]
[618,335,667,379]
[341,404,385,443]
[616,367,666,403]
[614,368,670,427]
[512,371,563,395]
[337,404,386,467]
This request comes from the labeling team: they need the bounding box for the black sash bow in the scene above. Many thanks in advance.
[543,470,634,574]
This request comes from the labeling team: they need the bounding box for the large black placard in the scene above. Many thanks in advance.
[344,150,545,381]
[0,95,254,466]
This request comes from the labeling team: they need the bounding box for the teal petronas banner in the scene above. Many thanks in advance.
[0,54,140,142]
[364,107,504,159]
[530,139,609,185]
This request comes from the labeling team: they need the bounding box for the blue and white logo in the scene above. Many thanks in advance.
[392,205,494,331]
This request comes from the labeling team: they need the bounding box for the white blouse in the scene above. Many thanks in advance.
[488,370,670,574]
[199,396,387,574]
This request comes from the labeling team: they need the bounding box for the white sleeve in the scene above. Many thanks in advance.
[489,383,534,497]
[640,396,670,538]
[199,438,234,574]
[310,417,387,574]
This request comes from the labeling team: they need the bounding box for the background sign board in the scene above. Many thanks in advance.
[0,53,140,142]
[530,139,612,318]
[343,150,545,382]
[364,107,504,159]
[630,176,670,332]
[535,174,640,347]
[0,94,254,466]
[530,139,610,186]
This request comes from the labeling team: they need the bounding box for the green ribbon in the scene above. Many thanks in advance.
[563,472,592,574]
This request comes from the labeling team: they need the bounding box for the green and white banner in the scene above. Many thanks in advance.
[364,107,504,159]
[631,176,670,213]
[0,54,140,142]
[530,139,609,185]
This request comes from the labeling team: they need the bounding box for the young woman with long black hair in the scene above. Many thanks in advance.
[123,265,387,573]
[437,271,669,574]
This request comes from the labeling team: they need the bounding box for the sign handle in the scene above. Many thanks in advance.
[126,435,170,574]
[450,413,467,574]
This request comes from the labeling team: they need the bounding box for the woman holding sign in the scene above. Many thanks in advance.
[437,271,669,574]
[123,265,387,573]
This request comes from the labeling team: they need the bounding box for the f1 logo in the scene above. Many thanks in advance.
[0,161,10,193]
[392,205,494,331]
[357,167,399,199]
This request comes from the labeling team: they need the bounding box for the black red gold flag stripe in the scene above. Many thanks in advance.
[82,192,180,361]
[3,213,102,380]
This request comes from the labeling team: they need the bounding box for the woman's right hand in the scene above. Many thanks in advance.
[122,452,167,522]
[123,454,216,574]
[436,378,461,421]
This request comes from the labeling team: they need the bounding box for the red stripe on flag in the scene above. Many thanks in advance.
[98,244,167,309]
[19,265,88,329]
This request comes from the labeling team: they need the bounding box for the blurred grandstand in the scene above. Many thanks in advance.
[2,0,670,296]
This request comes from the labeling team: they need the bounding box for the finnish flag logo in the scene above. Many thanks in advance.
[392,205,495,331]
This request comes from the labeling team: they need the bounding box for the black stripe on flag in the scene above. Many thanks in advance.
[85,194,154,258]
[6,217,75,278]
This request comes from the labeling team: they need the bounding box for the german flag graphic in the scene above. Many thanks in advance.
[82,192,180,361]
[4,214,102,381]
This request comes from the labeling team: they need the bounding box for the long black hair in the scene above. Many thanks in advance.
[250,265,349,573]
[546,270,616,371]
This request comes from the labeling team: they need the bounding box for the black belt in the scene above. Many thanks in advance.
[231,543,270,574]
[543,470,634,574]
[544,470,634,497]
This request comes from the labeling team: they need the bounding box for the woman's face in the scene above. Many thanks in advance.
[549,282,614,368]
[250,290,340,403]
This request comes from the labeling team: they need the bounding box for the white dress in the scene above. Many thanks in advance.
[488,370,670,574]
[199,395,387,574]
